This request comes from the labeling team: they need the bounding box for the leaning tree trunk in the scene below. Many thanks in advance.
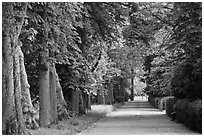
[19,48,33,107]
[55,72,67,107]
[2,3,29,135]
[19,42,39,129]
[55,70,69,120]
[49,62,58,124]
[13,45,27,134]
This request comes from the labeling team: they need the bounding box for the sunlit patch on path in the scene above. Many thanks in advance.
[80,96,200,135]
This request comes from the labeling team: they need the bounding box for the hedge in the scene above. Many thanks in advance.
[158,96,174,111]
[148,95,155,107]
[165,97,177,118]
[175,99,202,133]
[165,97,202,133]
[174,99,190,123]
[149,96,174,111]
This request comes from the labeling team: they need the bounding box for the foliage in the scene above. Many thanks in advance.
[165,97,177,118]
[169,2,202,99]
[143,2,202,100]
[174,99,202,133]
[158,96,173,111]
[171,62,202,99]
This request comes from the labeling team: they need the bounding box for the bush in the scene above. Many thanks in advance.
[154,97,160,108]
[174,99,190,123]
[166,98,202,133]
[165,97,177,118]
[148,96,162,109]
[148,96,155,107]
[158,96,173,111]
[175,99,202,133]
[114,96,125,103]
[187,99,202,133]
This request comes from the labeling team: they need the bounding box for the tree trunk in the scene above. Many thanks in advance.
[19,45,39,129]
[19,47,33,107]
[39,49,51,127]
[55,72,67,107]
[109,83,114,104]
[87,92,92,110]
[55,70,69,120]
[2,33,16,134]
[105,83,114,104]
[49,63,58,124]
[72,89,79,116]
[2,3,28,134]
[97,90,105,105]
[79,90,86,115]
[13,46,27,134]
[131,68,134,101]
[39,8,59,126]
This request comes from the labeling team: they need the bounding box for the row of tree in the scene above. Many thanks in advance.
[143,2,202,100]
[2,2,145,134]
[3,2,200,135]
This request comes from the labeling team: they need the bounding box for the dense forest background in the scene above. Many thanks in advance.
[2,2,201,134]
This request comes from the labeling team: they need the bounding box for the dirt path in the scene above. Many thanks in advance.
[80,97,199,135]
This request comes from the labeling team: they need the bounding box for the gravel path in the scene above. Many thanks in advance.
[80,97,200,135]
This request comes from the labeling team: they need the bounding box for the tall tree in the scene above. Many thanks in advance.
[2,2,30,134]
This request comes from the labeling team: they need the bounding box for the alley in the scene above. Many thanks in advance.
[80,97,199,135]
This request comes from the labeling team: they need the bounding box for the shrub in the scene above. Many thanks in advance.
[154,97,160,108]
[167,98,202,133]
[158,96,173,111]
[174,99,190,123]
[115,96,125,103]
[148,96,155,107]
[165,97,177,118]
[189,99,202,133]
[182,99,202,133]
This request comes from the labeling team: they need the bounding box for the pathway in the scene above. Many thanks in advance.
[80,96,199,135]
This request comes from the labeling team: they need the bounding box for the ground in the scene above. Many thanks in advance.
[80,96,200,135]
[30,97,200,135]
[30,103,122,135]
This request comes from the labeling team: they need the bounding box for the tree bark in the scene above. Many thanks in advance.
[19,45,39,129]
[79,90,86,115]
[19,46,33,108]
[13,46,27,134]
[97,89,105,105]
[49,63,58,124]
[87,92,92,110]
[2,33,16,134]
[106,83,114,104]
[2,3,28,134]
[55,70,69,120]
[72,89,79,116]
[55,72,67,107]
[131,68,134,101]
[39,49,51,127]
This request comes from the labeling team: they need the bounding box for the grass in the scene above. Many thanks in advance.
[30,103,123,135]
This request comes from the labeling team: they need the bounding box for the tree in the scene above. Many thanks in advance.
[169,2,202,99]
[2,2,30,134]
